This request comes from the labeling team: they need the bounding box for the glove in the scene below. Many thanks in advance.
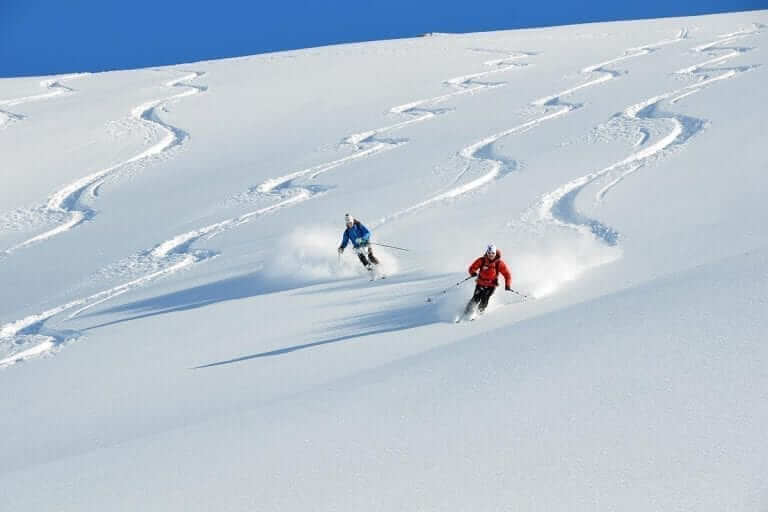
[505,285,511,291]
[338,247,344,254]
[470,272,478,277]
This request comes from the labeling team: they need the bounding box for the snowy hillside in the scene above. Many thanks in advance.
[2,10,768,511]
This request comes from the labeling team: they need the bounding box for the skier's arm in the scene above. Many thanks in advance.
[499,261,512,289]
[340,230,350,249]
[468,258,482,276]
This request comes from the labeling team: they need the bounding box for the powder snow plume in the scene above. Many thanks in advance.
[267,226,399,284]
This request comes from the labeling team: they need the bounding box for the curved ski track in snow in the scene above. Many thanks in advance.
[1,53,536,367]
[0,74,87,129]
[378,30,689,224]
[0,71,207,257]
[526,25,761,250]
[0,109,25,129]
[0,36,692,366]
[2,25,758,368]
[0,190,311,368]
[243,50,532,204]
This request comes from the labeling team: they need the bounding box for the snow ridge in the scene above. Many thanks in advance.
[0,74,88,129]
[378,30,689,224]
[0,71,207,257]
[527,24,761,261]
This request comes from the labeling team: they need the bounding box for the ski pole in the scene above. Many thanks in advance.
[425,275,474,303]
[507,288,530,301]
[370,242,409,252]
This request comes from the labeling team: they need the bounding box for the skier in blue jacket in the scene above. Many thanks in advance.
[338,213,379,270]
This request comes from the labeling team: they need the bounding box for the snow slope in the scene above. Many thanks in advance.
[1,10,767,511]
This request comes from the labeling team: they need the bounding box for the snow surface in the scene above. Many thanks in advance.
[2,10,768,511]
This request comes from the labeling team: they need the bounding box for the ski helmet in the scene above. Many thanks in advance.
[345,213,354,225]
[485,244,497,256]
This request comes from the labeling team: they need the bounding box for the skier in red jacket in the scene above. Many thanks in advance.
[466,244,512,316]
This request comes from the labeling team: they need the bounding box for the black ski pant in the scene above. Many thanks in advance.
[467,284,496,313]
[355,244,379,267]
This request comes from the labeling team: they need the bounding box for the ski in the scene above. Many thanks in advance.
[454,312,478,323]
[456,299,479,323]
[367,265,386,281]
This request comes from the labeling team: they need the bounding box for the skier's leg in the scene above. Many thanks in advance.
[463,298,476,316]
[367,246,379,265]
[465,286,482,315]
[478,286,496,312]
[356,249,370,268]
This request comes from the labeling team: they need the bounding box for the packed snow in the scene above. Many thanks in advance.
[1,10,767,511]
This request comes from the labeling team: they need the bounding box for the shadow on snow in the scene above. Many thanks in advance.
[80,270,448,359]
[81,271,354,331]
[192,301,440,369]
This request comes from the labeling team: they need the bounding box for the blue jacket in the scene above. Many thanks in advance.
[340,221,371,249]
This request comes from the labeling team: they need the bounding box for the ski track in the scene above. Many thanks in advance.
[377,29,690,225]
[0,74,87,129]
[0,189,313,368]
[526,25,761,249]
[0,109,25,129]
[0,51,539,367]
[241,50,532,202]
[0,52,538,366]
[2,24,761,368]
[634,129,650,146]
[0,71,207,257]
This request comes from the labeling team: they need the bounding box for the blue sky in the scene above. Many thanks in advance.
[1,0,765,77]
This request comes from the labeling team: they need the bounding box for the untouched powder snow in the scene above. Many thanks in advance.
[1,10,768,511]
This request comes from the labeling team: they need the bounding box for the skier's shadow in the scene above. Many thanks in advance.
[80,271,349,331]
[192,302,440,369]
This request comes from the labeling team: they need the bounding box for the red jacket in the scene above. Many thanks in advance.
[469,250,512,288]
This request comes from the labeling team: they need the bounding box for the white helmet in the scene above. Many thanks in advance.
[344,213,354,225]
[485,243,497,256]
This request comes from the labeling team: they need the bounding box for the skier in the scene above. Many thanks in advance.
[338,213,379,271]
[465,244,511,317]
